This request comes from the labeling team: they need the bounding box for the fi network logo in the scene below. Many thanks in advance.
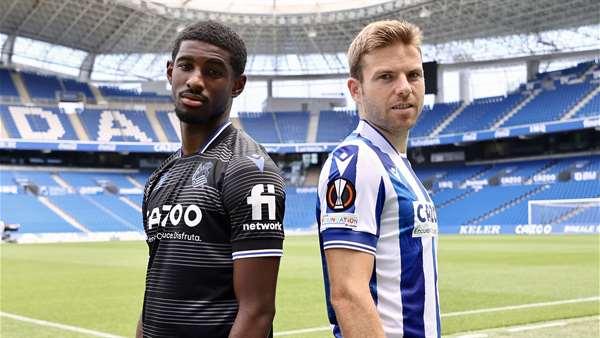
[247,184,276,220]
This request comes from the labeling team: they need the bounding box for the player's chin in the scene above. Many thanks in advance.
[389,111,417,126]
[391,117,417,131]
[175,105,211,124]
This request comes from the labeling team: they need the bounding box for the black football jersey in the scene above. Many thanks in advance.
[141,122,285,337]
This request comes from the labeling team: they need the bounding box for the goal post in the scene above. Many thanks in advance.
[528,198,600,226]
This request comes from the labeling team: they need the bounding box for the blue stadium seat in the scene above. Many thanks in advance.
[501,82,595,127]
[0,68,19,98]
[484,181,599,225]
[50,194,141,232]
[431,188,468,206]
[442,94,523,134]
[238,112,280,143]
[99,86,171,102]
[573,88,600,118]
[0,105,78,140]
[20,71,62,100]
[60,78,95,101]
[156,110,181,142]
[79,109,157,142]
[411,102,460,137]
[437,185,538,226]
[274,112,309,143]
[284,188,317,231]
[0,194,80,233]
[316,110,360,142]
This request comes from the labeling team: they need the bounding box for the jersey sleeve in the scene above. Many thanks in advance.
[317,144,385,256]
[222,153,285,260]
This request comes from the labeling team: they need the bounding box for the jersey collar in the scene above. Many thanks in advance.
[355,120,407,158]
[180,121,233,157]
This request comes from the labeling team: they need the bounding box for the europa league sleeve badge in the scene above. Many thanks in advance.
[326,178,356,212]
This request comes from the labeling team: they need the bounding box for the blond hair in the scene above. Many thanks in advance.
[348,20,422,81]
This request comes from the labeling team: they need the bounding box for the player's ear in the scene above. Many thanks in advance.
[231,74,247,98]
[347,77,362,104]
[166,60,173,85]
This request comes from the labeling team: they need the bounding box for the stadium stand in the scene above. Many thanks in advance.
[483,181,599,226]
[284,188,317,230]
[441,94,524,134]
[316,110,360,142]
[98,86,171,102]
[2,153,597,235]
[238,112,280,143]
[60,78,95,102]
[274,111,309,143]
[0,68,20,98]
[573,89,600,118]
[501,81,595,127]
[79,109,157,142]
[49,194,140,232]
[20,71,62,101]
[1,61,597,146]
[411,101,461,137]
[0,194,78,233]
[0,105,78,140]
[156,110,181,142]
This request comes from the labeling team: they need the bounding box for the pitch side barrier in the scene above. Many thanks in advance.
[0,116,599,154]
[10,224,599,243]
[442,224,600,235]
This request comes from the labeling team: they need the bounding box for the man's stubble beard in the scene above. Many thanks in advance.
[174,103,228,125]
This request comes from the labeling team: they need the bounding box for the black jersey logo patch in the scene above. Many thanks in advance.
[326,178,356,211]
[192,162,213,187]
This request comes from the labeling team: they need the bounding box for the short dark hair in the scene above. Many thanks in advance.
[171,21,247,77]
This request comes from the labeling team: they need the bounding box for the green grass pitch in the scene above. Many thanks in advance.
[1,235,599,337]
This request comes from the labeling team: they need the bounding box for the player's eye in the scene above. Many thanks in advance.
[204,67,225,78]
[177,63,193,71]
[409,71,423,81]
[378,73,393,81]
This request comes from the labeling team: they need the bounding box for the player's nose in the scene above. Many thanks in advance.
[394,75,412,97]
[186,70,205,92]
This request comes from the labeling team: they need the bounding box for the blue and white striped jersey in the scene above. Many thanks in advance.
[317,120,441,338]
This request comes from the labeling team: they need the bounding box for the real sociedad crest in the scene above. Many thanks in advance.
[192,162,213,187]
[326,178,356,211]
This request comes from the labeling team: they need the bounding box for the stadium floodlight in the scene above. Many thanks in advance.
[528,198,600,227]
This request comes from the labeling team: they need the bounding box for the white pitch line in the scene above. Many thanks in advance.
[274,326,331,336]
[450,315,599,337]
[0,312,125,338]
[274,296,600,336]
[506,321,567,332]
[3,297,599,337]
[442,296,599,317]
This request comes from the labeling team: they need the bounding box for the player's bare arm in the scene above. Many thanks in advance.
[229,256,281,338]
[135,314,142,338]
[325,248,385,338]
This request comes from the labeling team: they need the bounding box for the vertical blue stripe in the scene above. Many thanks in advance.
[357,136,427,337]
[370,178,386,306]
[432,237,441,337]
[395,182,425,337]
[375,178,385,237]
[401,157,432,203]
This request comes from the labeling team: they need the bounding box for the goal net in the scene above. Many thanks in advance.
[528,198,600,226]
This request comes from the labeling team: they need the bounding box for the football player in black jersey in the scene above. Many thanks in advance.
[136,21,285,338]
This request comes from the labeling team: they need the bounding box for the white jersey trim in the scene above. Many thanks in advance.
[232,249,283,260]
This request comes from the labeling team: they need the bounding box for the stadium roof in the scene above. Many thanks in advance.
[1,0,598,81]
[1,0,598,56]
